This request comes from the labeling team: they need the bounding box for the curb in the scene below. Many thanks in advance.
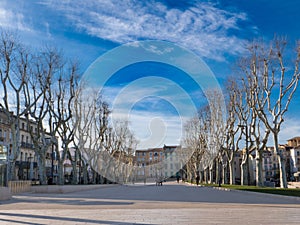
[212,186,300,202]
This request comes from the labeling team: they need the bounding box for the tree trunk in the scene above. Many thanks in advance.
[256,149,263,187]
[222,164,227,184]
[199,170,203,183]
[273,134,287,188]
[37,152,47,185]
[205,167,209,184]
[8,121,19,181]
[71,160,77,184]
[7,160,16,181]
[82,163,88,184]
[57,160,64,185]
[209,165,213,184]
[229,156,235,185]
[241,158,246,186]
[215,160,219,185]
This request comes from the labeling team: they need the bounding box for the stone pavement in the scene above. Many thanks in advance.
[0,182,299,224]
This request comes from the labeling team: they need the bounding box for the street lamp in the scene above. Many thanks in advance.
[238,124,250,186]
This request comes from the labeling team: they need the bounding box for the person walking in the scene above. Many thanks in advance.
[196,175,200,186]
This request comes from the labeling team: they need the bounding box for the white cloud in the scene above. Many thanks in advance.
[41,0,251,61]
[111,109,188,149]
[0,1,32,32]
[100,82,195,148]
[278,118,300,145]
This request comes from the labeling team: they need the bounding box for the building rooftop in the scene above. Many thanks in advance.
[287,136,300,141]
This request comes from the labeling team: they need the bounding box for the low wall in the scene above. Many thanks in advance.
[0,187,11,201]
[8,181,32,194]
[31,184,115,194]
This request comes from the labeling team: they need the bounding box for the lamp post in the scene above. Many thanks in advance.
[238,124,250,185]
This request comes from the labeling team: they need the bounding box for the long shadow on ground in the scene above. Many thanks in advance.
[12,183,300,206]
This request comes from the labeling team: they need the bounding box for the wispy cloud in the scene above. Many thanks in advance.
[111,109,188,149]
[279,117,300,144]
[100,82,196,148]
[41,0,252,61]
[0,1,31,32]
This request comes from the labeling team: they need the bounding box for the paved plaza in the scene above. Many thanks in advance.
[0,182,299,224]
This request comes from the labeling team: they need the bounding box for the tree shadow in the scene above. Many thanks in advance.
[0,212,151,225]
[45,183,300,205]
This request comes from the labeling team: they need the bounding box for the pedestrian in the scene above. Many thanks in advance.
[196,175,200,186]
[176,175,180,183]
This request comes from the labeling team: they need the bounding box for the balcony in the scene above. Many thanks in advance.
[21,142,34,149]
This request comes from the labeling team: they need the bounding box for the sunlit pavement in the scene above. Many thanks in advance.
[0,181,299,225]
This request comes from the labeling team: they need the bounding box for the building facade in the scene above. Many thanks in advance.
[0,109,57,185]
[134,145,182,181]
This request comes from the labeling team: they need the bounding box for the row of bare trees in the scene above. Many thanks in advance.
[183,38,300,188]
[0,30,137,185]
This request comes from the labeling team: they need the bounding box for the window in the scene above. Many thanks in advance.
[149,152,152,156]
[21,135,24,142]
[297,151,300,157]
[20,152,23,162]
[22,123,25,130]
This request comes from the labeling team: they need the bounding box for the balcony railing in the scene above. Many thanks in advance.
[21,142,34,149]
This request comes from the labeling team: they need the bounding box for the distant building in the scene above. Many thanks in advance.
[134,145,182,180]
[0,109,57,185]
[287,137,300,181]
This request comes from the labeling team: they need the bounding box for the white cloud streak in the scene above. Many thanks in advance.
[0,1,32,32]
[41,0,251,61]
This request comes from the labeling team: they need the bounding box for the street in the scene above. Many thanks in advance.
[0,182,299,224]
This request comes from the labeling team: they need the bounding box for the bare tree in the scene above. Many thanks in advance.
[182,109,209,182]
[0,30,38,181]
[23,49,59,185]
[71,82,110,184]
[240,38,300,188]
[223,79,243,185]
[205,89,226,184]
[46,56,79,185]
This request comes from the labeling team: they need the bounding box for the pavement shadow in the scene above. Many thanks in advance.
[6,183,300,206]
[43,183,300,205]
[0,212,151,225]
[9,196,134,206]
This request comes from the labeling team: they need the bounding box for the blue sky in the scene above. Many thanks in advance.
[1,0,300,148]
